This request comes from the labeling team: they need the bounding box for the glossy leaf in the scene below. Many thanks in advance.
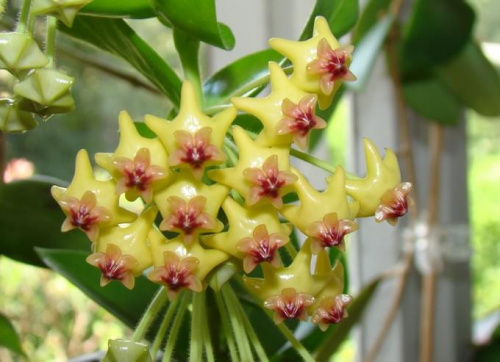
[152,0,235,50]
[37,248,160,329]
[59,17,182,106]
[400,0,475,77]
[232,113,263,134]
[203,49,283,108]
[81,0,155,18]
[134,122,156,139]
[348,14,394,92]
[0,313,26,357]
[0,177,89,268]
[300,0,360,40]
[278,276,381,359]
[437,42,500,117]
[403,77,461,125]
[352,0,391,44]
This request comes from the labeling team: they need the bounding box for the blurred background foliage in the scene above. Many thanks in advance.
[0,0,499,360]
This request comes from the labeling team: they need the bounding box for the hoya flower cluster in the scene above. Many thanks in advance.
[52,16,412,331]
[0,0,90,132]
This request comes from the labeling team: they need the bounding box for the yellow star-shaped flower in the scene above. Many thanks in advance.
[243,239,336,300]
[310,260,345,308]
[232,62,308,147]
[202,196,291,257]
[153,169,229,236]
[269,16,345,109]
[344,138,401,217]
[94,206,157,274]
[51,149,136,228]
[148,228,229,285]
[281,166,359,233]
[145,81,236,155]
[95,111,171,201]
[208,126,292,205]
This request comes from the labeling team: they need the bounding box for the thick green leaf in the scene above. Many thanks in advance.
[81,0,155,18]
[0,313,26,357]
[134,122,157,139]
[232,113,263,134]
[152,0,235,50]
[203,49,283,108]
[401,0,475,77]
[300,0,360,40]
[315,277,382,360]
[352,0,391,44]
[348,14,394,92]
[36,248,160,329]
[0,178,89,268]
[59,17,182,106]
[403,77,461,125]
[437,41,500,117]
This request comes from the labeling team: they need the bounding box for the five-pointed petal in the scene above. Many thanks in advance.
[86,243,138,290]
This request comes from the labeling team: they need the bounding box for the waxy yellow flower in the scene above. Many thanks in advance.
[145,81,235,178]
[344,139,406,218]
[202,196,291,259]
[232,62,309,148]
[51,149,136,241]
[95,111,170,202]
[281,166,359,236]
[208,126,293,207]
[269,17,355,109]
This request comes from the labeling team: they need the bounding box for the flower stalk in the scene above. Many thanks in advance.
[132,287,169,342]
[162,292,190,362]
[16,0,32,32]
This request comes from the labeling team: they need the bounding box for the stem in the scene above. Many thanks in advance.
[150,294,181,358]
[0,131,5,186]
[173,29,202,102]
[16,0,31,32]
[57,44,162,94]
[290,148,359,178]
[386,24,419,216]
[221,284,253,361]
[364,249,414,362]
[420,123,444,362]
[223,139,239,167]
[200,292,215,362]
[214,64,293,110]
[227,287,269,362]
[264,309,315,362]
[204,104,233,116]
[215,290,239,362]
[364,5,421,359]
[290,148,335,173]
[284,242,298,259]
[132,287,169,342]
[45,16,57,68]
[190,292,204,362]
[163,292,190,362]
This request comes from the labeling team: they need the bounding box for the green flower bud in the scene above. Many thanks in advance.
[0,98,38,132]
[0,33,48,75]
[14,68,75,116]
[101,339,153,362]
[31,0,93,27]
